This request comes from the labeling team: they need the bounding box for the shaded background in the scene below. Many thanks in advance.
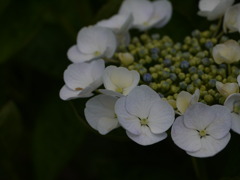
[1,0,240,179]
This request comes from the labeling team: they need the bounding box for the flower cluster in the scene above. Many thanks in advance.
[60,0,240,158]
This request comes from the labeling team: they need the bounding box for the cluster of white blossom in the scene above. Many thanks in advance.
[60,0,240,158]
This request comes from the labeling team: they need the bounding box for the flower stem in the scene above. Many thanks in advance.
[191,157,208,180]
[228,64,232,76]
[103,57,120,64]
[213,17,223,38]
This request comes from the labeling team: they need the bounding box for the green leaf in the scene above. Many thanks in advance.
[0,1,41,64]
[33,96,86,180]
[0,101,22,180]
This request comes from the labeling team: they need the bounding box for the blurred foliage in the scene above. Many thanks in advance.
[0,0,240,179]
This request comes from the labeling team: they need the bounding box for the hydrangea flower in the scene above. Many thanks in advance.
[176,89,200,115]
[101,66,140,96]
[197,0,234,20]
[67,26,117,63]
[216,81,239,98]
[96,13,133,46]
[212,40,240,64]
[115,85,175,146]
[59,60,105,100]
[171,103,231,157]
[224,93,240,134]
[84,94,119,135]
[223,3,240,33]
[119,0,172,31]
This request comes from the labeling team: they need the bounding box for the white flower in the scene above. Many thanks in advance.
[96,13,133,46]
[223,3,240,33]
[171,103,231,158]
[212,40,240,64]
[67,26,117,63]
[101,66,140,96]
[84,94,119,135]
[118,0,172,31]
[198,0,234,21]
[115,85,175,146]
[216,81,239,97]
[224,93,240,134]
[59,60,104,100]
[237,75,240,86]
[176,89,200,115]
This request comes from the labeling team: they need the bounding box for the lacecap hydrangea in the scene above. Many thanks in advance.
[60,0,240,158]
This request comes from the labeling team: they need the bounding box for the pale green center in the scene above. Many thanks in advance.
[199,129,207,138]
[116,87,123,93]
[233,101,240,114]
[140,118,149,126]
[94,51,101,56]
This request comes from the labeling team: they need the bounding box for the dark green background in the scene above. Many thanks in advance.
[0,0,240,179]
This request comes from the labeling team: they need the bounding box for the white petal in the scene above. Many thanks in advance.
[199,0,219,12]
[84,94,119,134]
[148,100,174,134]
[126,126,167,146]
[67,45,96,63]
[99,89,124,98]
[150,0,172,28]
[171,116,201,152]
[187,134,231,157]
[198,0,234,20]
[77,26,117,58]
[224,93,240,111]
[216,81,239,97]
[64,60,104,90]
[184,103,215,130]
[176,91,193,114]
[103,66,140,95]
[115,96,141,135]
[237,75,240,86]
[125,85,160,119]
[231,113,240,134]
[223,3,240,33]
[207,105,232,139]
[97,13,133,34]
[59,85,93,100]
[119,0,154,27]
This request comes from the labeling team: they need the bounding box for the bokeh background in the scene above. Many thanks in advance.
[1,0,240,179]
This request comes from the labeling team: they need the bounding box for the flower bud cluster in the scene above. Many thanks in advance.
[117,24,240,105]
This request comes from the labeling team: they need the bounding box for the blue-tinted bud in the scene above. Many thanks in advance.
[163,59,172,67]
[204,41,213,49]
[151,53,159,60]
[170,73,177,81]
[201,58,211,66]
[143,73,152,82]
[219,64,227,69]
[189,66,197,74]
[150,48,160,54]
[179,81,187,89]
[197,69,204,76]
[180,60,190,69]
[208,79,216,88]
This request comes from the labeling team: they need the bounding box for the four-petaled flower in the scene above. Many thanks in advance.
[59,60,105,100]
[84,94,119,135]
[119,0,172,31]
[198,0,234,20]
[67,26,117,63]
[115,85,175,145]
[224,93,240,134]
[101,66,140,96]
[171,103,231,157]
